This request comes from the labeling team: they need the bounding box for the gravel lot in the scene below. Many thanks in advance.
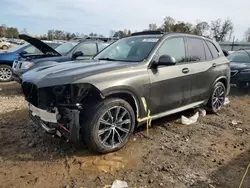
[0,82,250,188]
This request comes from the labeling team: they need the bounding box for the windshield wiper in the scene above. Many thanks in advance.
[97,58,117,61]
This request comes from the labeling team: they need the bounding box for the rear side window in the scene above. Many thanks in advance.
[187,38,206,62]
[207,41,219,59]
[158,37,186,63]
[202,40,213,61]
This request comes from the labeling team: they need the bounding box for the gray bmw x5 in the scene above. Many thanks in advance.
[21,31,230,153]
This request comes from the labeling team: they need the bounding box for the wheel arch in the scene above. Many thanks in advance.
[102,87,146,120]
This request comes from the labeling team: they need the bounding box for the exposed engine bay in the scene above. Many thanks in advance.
[22,82,102,142]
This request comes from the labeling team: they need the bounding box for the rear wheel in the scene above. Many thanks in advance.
[83,98,135,153]
[207,82,226,113]
[0,65,12,82]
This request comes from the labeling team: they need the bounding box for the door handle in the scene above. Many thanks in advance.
[212,63,217,67]
[182,68,189,74]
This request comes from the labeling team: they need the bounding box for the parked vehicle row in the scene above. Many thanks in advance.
[0,39,61,82]
[21,31,230,153]
[0,38,11,50]
[12,35,116,83]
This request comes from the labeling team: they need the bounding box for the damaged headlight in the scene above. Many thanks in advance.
[20,61,35,70]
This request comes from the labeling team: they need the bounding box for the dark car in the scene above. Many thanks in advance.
[0,40,61,82]
[12,35,116,83]
[21,31,230,153]
[228,50,250,88]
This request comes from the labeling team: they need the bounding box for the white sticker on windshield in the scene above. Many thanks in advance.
[142,38,159,42]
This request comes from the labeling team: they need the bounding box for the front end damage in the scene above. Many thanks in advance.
[22,82,102,142]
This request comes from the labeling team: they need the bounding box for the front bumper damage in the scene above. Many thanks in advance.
[22,82,102,143]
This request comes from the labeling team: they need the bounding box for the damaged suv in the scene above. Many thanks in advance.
[21,31,230,153]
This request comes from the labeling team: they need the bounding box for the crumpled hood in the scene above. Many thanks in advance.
[230,62,250,70]
[22,60,137,88]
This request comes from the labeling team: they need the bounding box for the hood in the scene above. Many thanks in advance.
[230,62,250,70]
[19,34,61,56]
[22,60,138,88]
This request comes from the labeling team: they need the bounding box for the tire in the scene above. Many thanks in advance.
[0,65,13,82]
[82,98,135,153]
[2,45,8,50]
[207,82,226,113]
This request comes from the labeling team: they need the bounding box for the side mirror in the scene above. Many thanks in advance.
[157,55,176,66]
[72,51,84,59]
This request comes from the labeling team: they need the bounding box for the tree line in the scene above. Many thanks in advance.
[1,16,250,42]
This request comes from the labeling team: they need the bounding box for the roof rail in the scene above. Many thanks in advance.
[131,31,164,36]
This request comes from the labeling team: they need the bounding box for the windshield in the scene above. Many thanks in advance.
[8,43,29,52]
[55,41,79,55]
[94,36,160,62]
[227,51,250,63]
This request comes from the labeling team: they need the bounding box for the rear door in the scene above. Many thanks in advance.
[187,37,220,103]
[148,36,192,115]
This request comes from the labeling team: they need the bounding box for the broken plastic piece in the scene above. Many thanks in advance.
[111,180,128,188]
[181,112,199,125]
[197,108,206,117]
[224,97,230,105]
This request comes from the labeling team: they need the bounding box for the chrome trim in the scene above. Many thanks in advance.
[231,70,238,77]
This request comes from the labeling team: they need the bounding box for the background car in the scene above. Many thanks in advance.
[228,49,250,88]
[12,35,117,83]
[0,39,11,50]
[0,41,61,82]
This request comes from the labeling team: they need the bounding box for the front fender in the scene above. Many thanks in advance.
[101,86,147,118]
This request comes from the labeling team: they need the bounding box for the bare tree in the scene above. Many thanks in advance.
[244,28,250,42]
[148,23,157,31]
[211,18,233,42]
[193,21,210,36]
[163,16,175,32]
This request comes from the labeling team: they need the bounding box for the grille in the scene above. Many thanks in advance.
[231,70,238,77]
[22,82,38,107]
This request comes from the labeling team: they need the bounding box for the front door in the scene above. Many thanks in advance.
[148,37,192,115]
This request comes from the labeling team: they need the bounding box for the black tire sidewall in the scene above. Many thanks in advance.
[83,98,135,153]
[0,65,12,82]
[208,82,226,113]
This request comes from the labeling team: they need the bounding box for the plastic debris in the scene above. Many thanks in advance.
[224,97,230,105]
[197,108,206,117]
[231,120,243,126]
[236,128,243,131]
[111,180,128,188]
[181,112,199,125]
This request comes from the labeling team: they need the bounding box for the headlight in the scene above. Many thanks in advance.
[20,61,35,70]
[241,69,250,73]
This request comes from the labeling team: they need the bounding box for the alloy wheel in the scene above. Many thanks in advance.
[97,106,132,148]
[212,85,225,111]
[0,67,12,81]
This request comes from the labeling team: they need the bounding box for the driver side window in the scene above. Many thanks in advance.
[157,37,186,63]
[75,43,97,56]
[23,46,41,54]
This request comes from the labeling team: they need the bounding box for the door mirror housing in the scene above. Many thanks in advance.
[72,51,84,59]
[158,55,176,66]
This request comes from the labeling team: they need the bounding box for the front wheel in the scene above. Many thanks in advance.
[83,98,135,153]
[207,82,226,113]
[0,65,13,82]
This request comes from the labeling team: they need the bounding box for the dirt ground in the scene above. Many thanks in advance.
[1,82,250,188]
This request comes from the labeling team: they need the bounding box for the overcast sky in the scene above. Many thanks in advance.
[1,0,249,40]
